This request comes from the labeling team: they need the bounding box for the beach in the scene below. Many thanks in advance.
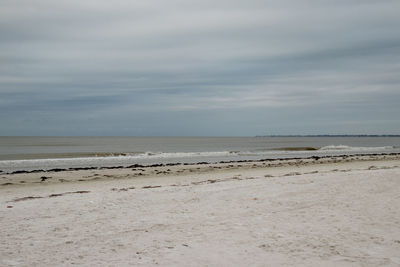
[3,0,400,265]
[1,154,400,266]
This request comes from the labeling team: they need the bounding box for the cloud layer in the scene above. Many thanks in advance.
[1,0,399,135]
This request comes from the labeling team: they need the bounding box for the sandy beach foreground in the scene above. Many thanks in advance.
[1,154,400,266]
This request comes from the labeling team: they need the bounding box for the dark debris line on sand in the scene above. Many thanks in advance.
[10,191,91,203]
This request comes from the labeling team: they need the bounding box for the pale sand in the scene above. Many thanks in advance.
[1,155,400,266]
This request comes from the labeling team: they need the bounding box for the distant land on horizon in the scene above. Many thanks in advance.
[256,135,400,137]
[1,135,400,138]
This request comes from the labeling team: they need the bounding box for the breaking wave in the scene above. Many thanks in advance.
[319,145,394,151]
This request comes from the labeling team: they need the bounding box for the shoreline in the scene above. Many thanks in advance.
[2,152,400,175]
[1,153,399,188]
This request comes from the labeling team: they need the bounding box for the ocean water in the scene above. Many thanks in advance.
[0,136,399,172]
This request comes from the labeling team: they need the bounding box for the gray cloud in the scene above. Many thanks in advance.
[1,0,399,135]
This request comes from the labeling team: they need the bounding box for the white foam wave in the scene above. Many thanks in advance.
[319,145,394,151]
[137,151,237,159]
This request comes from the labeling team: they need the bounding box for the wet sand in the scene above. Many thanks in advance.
[1,154,400,266]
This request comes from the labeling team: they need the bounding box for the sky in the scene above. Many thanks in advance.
[1,0,400,136]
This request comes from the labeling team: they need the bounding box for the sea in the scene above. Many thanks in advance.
[0,136,399,173]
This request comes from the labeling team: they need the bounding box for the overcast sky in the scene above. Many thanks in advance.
[1,0,399,136]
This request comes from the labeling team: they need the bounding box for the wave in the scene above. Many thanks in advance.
[270,147,318,151]
[0,151,241,172]
[0,151,238,165]
[319,145,394,151]
[248,145,396,153]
